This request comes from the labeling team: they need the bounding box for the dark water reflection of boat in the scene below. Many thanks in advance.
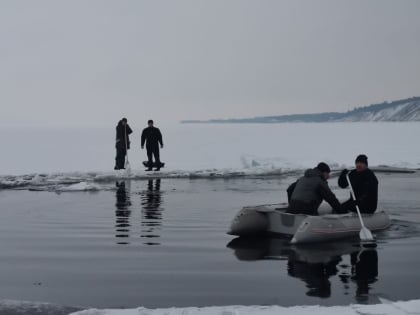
[140,179,164,245]
[227,237,379,300]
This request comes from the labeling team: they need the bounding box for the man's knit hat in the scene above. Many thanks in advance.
[355,154,368,165]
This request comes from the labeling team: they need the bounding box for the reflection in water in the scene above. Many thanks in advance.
[115,181,132,245]
[351,249,378,302]
[140,179,163,245]
[227,237,379,301]
[287,253,340,298]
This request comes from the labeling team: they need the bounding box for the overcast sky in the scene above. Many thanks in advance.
[1,0,419,126]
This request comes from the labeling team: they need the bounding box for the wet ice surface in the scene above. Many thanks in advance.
[0,173,420,313]
[0,299,80,315]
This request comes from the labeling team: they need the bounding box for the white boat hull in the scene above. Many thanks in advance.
[228,204,391,244]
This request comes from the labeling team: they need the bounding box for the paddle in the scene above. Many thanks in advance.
[124,125,131,174]
[346,173,374,242]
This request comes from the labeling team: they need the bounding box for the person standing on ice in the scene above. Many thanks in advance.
[114,118,132,170]
[287,162,342,215]
[141,120,163,171]
[338,154,378,214]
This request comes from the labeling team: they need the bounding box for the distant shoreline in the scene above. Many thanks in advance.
[182,96,420,123]
[181,120,420,124]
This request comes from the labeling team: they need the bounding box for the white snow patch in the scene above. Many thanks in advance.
[57,182,100,192]
[71,299,420,315]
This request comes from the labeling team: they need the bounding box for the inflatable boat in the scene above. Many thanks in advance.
[227,204,390,244]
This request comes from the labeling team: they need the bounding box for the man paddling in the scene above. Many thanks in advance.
[338,154,378,214]
[287,162,342,215]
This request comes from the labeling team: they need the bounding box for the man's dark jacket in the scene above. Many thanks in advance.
[287,168,341,215]
[141,126,163,148]
[338,168,378,213]
[116,122,132,149]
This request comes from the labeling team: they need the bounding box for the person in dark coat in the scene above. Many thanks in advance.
[114,118,133,170]
[141,120,163,170]
[338,154,378,214]
[287,162,342,215]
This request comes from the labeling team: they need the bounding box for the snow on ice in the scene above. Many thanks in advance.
[71,299,420,315]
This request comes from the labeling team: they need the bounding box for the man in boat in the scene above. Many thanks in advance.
[287,162,342,215]
[338,154,378,214]
[114,118,133,170]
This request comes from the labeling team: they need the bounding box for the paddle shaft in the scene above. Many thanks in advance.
[124,125,129,161]
[346,173,367,229]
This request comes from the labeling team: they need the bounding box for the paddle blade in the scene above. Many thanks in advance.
[359,226,374,242]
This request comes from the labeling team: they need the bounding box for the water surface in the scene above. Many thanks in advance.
[0,173,419,309]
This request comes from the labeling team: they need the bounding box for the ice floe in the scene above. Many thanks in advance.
[71,299,420,315]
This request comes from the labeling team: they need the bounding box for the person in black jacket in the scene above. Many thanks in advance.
[114,118,133,170]
[338,154,378,214]
[141,120,163,170]
[287,162,342,215]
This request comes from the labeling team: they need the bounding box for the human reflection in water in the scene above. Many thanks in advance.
[140,179,163,245]
[226,237,379,300]
[115,181,132,245]
[226,237,341,298]
[351,249,378,302]
[287,253,341,298]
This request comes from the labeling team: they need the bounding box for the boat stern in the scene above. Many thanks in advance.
[227,207,269,236]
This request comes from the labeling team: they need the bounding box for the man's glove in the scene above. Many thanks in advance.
[341,169,349,176]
